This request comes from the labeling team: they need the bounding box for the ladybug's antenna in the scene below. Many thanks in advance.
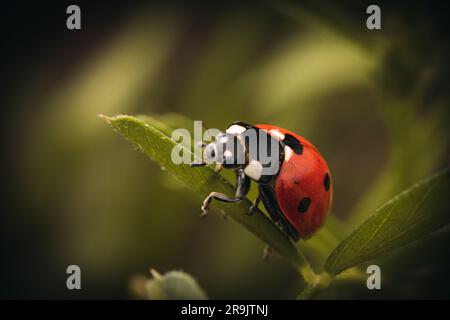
[190,162,207,167]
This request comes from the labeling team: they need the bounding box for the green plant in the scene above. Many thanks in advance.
[101,114,449,299]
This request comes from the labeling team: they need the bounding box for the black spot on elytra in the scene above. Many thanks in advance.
[324,173,330,191]
[297,197,311,213]
[293,179,300,185]
[283,134,303,154]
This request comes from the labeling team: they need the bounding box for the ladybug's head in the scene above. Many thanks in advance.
[203,132,246,169]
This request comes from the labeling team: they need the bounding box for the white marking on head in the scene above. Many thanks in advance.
[244,160,263,181]
[224,150,232,158]
[226,124,246,135]
[270,129,285,140]
[284,146,294,161]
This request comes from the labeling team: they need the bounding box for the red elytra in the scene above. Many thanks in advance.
[256,124,333,239]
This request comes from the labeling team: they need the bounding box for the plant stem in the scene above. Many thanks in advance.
[297,272,333,299]
[296,254,317,284]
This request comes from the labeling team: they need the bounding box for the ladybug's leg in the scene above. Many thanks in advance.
[248,194,261,215]
[201,169,250,216]
[258,184,300,241]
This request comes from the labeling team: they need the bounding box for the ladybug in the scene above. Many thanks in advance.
[190,121,332,241]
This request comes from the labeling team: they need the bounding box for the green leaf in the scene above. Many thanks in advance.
[145,269,208,300]
[100,114,314,279]
[325,169,450,275]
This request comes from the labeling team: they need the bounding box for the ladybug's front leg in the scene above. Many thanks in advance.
[200,169,250,216]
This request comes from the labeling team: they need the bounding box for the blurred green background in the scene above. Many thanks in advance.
[1,1,449,299]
